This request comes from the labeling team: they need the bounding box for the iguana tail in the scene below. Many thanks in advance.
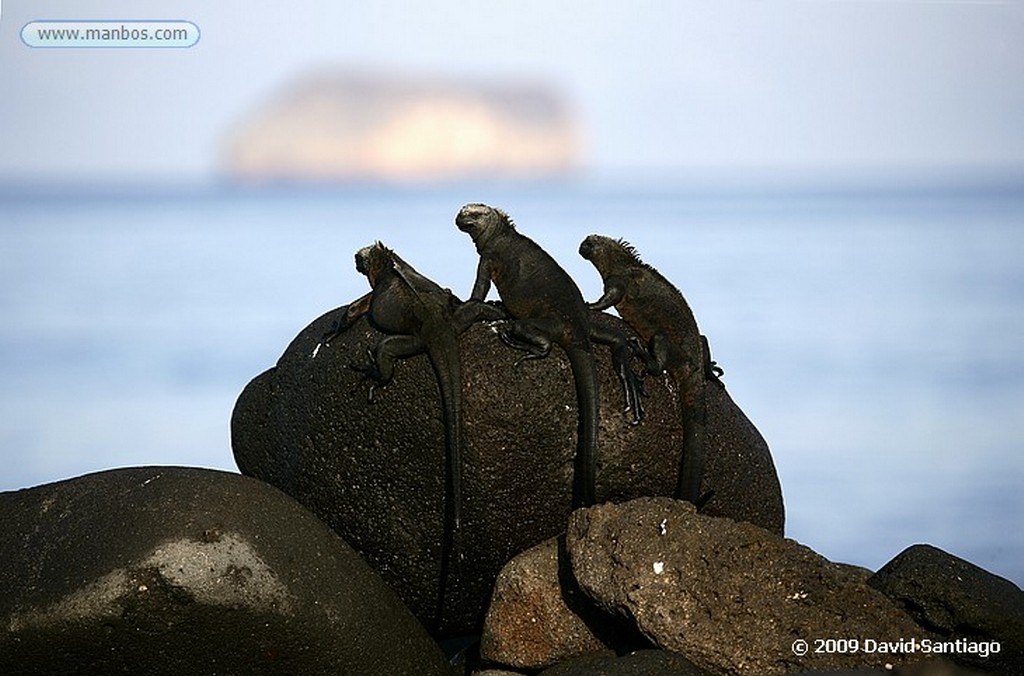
[565,345,599,508]
[676,381,708,505]
[425,333,465,630]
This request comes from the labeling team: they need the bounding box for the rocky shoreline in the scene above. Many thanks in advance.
[3,280,1021,674]
[2,467,1019,674]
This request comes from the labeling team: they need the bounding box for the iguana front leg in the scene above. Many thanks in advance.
[453,297,508,333]
[469,257,493,302]
[590,277,661,378]
[322,292,373,344]
[588,281,651,421]
[588,282,625,312]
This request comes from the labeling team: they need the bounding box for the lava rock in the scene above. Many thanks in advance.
[538,649,712,675]
[480,537,605,669]
[700,380,785,535]
[566,498,927,675]
[789,661,987,675]
[0,467,450,676]
[480,537,647,670]
[232,306,784,635]
[867,544,1024,673]
[233,308,681,635]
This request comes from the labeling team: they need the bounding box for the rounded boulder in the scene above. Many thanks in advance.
[0,467,450,675]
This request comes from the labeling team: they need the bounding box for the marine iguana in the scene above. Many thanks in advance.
[455,204,646,508]
[324,242,504,628]
[578,234,722,505]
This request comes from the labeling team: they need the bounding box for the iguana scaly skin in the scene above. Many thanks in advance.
[456,204,646,508]
[579,235,722,505]
[325,242,503,628]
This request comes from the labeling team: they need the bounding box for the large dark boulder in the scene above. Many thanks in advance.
[867,544,1023,674]
[232,307,681,636]
[231,305,784,635]
[0,467,450,676]
[701,379,784,534]
[566,498,928,675]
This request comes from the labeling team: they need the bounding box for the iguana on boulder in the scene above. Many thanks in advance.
[579,235,722,505]
[323,242,503,628]
[456,204,646,508]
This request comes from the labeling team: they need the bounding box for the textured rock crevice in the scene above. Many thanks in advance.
[479,536,650,671]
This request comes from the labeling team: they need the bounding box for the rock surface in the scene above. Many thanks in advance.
[232,306,784,635]
[538,649,712,675]
[868,544,1024,673]
[566,498,928,675]
[224,71,579,183]
[699,380,785,534]
[233,308,684,635]
[0,467,450,676]
[480,537,605,669]
[785,662,992,675]
[480,537,646,670]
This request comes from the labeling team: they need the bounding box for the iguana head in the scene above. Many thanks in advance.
[455,203,513,248]
[354,242,394,286]
[579,235,640,273]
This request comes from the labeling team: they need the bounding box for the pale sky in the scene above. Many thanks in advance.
[2,0,1023,181]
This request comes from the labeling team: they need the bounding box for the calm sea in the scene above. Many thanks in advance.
[2,180,1022,586]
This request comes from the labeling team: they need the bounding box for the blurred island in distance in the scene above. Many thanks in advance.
[222,70,581,185]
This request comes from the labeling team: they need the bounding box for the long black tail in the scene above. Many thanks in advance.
[565,345,599,508]
[426,334,464,631]
[676,381,707,504]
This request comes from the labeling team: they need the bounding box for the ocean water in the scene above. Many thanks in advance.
[1,181,1022,586]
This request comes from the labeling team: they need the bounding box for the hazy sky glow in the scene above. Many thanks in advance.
[1,0,1023,181]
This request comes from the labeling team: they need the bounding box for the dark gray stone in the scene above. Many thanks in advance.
[232,307,784,636]
[867,544,1024,674]
[233,308,685,636]
[0,467,450,676]
[700,380,785,535]
[567,498,928,675]
[791,660,986,675]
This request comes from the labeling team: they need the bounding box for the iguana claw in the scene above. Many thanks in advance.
[619,363,646,424]
[349,349,385,402]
